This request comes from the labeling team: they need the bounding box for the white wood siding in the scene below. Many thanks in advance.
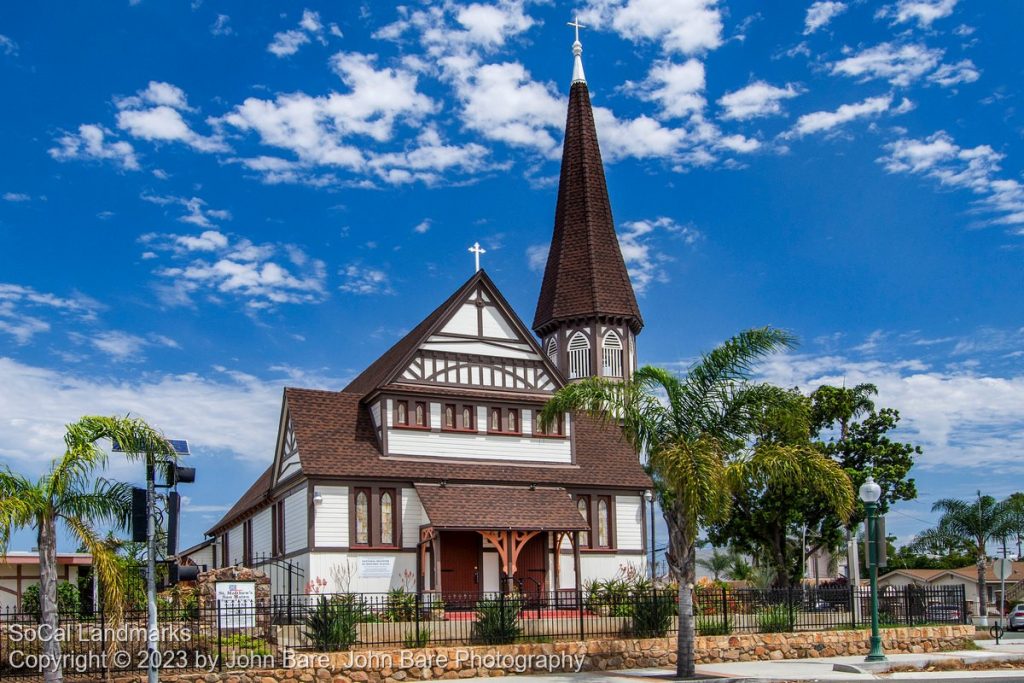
[251,508,272,557]
[313,485,348,548]
[387,427,572,463]
[227,525,243,565]
[284,489,307,554]
[615,495,644,551]
[401,488,423,549]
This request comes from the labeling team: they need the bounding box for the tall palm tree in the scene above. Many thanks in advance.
[0,415,175,683]
[540,327,795,678]
[915,493,1012,622]
[696,549,734,581]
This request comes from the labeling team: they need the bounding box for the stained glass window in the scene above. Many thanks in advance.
[445,404,455,429]
[508,409,518,433]
[380,491,394,545]
[355,490,369,545]
[490,408,500,431]
[415,402,426,426]
[462,406,473,429]
[577,497,589,547]
[597,498,609,547]
[397,401,408,425]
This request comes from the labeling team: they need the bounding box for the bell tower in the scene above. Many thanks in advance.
[532,26,643,381]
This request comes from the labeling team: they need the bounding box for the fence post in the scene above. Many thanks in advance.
[100,599,107,677]
[415,591,421,646]
[216,599,223,671]
[849,585,856,629]
[788,586,795,632]
[721,586,729,633]
[904,586,912,627]
[577,584,585,641]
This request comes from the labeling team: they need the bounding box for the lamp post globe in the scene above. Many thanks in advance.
[860,475,886,662]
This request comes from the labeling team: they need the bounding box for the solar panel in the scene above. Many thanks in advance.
[111,438,190,455]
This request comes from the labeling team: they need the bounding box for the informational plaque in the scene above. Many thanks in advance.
[357,556,395,578]
[216,581,256,628]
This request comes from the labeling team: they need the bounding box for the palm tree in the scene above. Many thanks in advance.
[540,327,794,678]
[915,493,1012,622]
[0,415,175,683]
[697,549,734,581]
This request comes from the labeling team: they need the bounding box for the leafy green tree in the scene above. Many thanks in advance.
[913,494,1012,619]
[697,549,734,581]
[540,327,794,678]
[725,554,754,582]
[0,415,176,683]
[1003,493,1024,558]
[707,385,855,585]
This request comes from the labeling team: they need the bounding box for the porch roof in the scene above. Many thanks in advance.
[414,483,589,532]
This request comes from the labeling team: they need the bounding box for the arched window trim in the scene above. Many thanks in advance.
[568,331,591,379]
[597,498,610,548]
[602,330,624,378]
[354,489,370,546]
[380,491,394,546]
[576,495,590,547]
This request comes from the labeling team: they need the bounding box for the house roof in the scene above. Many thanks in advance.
[1,553,93,566]
[880,562,1024,585]
[533,80,642,335]
[415,483,589,531]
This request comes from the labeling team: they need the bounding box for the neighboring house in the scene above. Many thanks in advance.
[204,40,653,599]
[878,561,1024,615]
[177,538,216,571]
[0,552,92,610]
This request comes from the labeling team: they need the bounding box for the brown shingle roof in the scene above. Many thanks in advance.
[283,387,650,488]
[415,484,589,531]
[533,81,642,335]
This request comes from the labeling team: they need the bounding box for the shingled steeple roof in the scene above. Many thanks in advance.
[532,40,643,336]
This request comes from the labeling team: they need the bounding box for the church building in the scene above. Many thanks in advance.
[206,33,653,599]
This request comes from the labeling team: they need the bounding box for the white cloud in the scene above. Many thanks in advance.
[928,59,980,87]
[632,59,706,119]
[340,264,394,295]
[0,34,17,56]
[0,283,101,344]
[48,124,140,170]
[88,331,150,361]
[526,243,549,271]
[757,350,1024,474]
[268,29,309,57]
[3,192,31,202]
[139,231,328,309]
[878,131,1024,227]
[299,9,323,34]
[804,1,847,34]
[114,83,227,153]
[210,14,232,36]
[413,219,432,234]
[582,0,723,55]
[0,358,332,474]
[141,193,231,228]
[593,108,687,161]
[877,0,958,28]
[718,81,801,121]
[617,217,701,293]
[832,42,942,87]
[791,94,892,136]
[116,81,191,111]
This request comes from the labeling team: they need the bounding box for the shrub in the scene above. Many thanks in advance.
[21,582,81,620]
[631,590,676,638]
[756,604,792,633]
[219,633,271,656]
[696,615,731,636]
[403,628,431,648]
[303,594,364,651]
[472,596,523,645]
[385,587,416,622]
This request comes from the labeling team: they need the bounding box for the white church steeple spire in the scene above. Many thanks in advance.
[568,17,586,84]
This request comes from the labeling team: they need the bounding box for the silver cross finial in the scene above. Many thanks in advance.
[567,16,585,44]
[469,242,486,272]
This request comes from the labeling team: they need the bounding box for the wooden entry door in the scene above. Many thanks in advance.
[440,531,482,604]
[514,533,547,600]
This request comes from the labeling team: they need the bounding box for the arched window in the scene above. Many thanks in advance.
[355,490,369,545]
[597,498,609,547]
[490,408,501,431]
[602,331,624,378]
[546,337,558,365]
[462,406,474,430]
[444,404,455,429]
[568,332,591,379]
[380,491,394,546]
[397,400,408,425]
[507,409,518,433]
[577,496,590,547]
[415,402,425,427]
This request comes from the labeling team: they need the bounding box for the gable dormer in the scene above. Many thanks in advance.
[272,397,302,486]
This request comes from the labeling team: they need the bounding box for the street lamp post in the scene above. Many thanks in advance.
[644,489,655,579]
[859,475,886,663]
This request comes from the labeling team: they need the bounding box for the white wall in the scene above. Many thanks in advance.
[402,488,423,549]
[313,485,348,548]
[554,552,646,589]
[227,525,243,565]
[387,425,571,463]
[183,543,214,570]
[284,488,307,554]
[615,495,643,551]
[0,565,84,611]
[252,508,272,558]
[482,551,500,592]
[309,551,418,593]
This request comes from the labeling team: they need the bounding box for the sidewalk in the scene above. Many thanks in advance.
[459,640,1024,681]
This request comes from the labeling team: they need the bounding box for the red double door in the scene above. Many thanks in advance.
[439,531,548,602]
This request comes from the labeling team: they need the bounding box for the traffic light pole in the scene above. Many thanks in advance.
[146,461,159,683]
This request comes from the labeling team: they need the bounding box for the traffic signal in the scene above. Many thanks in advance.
[169,563,200,584]
[131,487,147,543]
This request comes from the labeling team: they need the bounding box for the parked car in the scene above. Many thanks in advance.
[1008,604,1024,631]
[924,604,962,622]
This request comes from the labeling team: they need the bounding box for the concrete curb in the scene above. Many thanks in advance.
[832,651,1024,674]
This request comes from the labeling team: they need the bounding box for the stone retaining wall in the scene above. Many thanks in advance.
[112,625,974,683]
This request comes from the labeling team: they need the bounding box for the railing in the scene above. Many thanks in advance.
[692,584,968,635]
[0,584,967,680]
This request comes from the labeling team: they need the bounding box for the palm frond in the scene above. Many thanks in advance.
[63,515,128,621]
[57,479,133,532]
[649,436,732,540]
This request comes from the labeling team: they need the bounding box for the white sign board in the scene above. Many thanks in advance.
[995,558,1014,581]
[216,581,256,628]
[357,556,395,578]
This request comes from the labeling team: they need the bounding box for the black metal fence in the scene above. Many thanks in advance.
[692,584,969,635]
[0,584,967,680]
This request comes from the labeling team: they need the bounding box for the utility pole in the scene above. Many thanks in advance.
[146,460,158,683]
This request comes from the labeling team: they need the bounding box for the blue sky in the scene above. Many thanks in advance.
[1,0,1022,554]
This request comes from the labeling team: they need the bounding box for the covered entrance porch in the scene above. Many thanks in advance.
[413,484,589,603]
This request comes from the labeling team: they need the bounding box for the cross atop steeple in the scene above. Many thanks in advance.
[468,241,486,272]
[567,17,587,84]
